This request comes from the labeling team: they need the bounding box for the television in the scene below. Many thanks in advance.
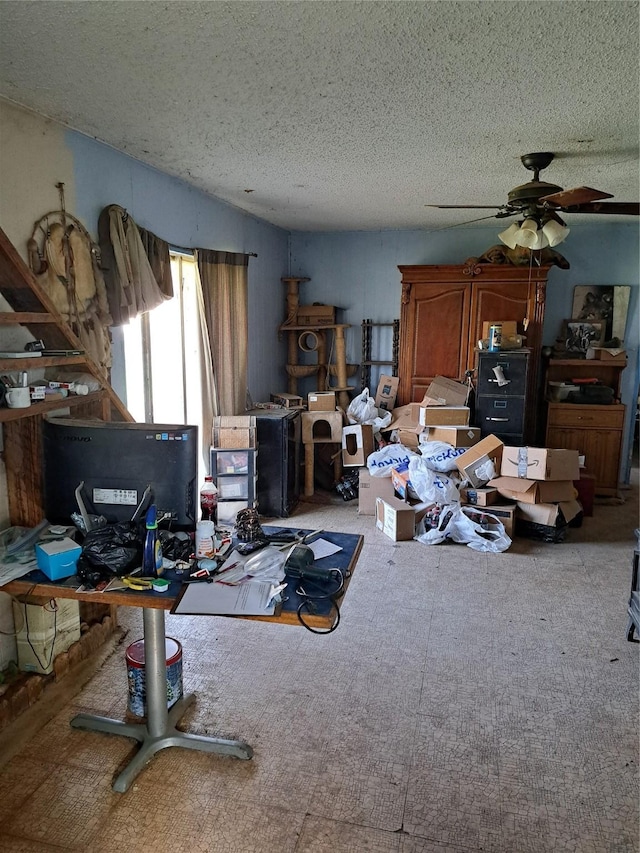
[42,418,198,531]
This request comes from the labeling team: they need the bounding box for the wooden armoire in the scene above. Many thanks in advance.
[397,259,549,443]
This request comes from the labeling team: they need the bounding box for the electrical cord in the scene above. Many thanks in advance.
[24,597,58,672]
[294,569,344,634]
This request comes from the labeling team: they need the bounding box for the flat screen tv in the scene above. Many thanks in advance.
[42,418,198,531]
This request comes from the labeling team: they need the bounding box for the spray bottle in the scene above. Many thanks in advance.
[142,504,163,577]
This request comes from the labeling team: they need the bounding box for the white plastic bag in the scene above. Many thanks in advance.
[408,456,461,504]
[418,440,466,472]
[367,443,418,477]
[347,387,378,425]
[415,505,511,552]
[346,388,392,433]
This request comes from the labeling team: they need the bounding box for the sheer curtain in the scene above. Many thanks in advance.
[195,249,249,418]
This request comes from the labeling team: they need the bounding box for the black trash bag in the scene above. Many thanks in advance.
[77,521,144,585]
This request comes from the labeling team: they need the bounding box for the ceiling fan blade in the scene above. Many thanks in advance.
[425,204,503,209]
[557,201,640,216]
[541,186,613,206]
[428,212,510,231]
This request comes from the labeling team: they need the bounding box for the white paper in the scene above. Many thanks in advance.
[308,538,342,560]
[173,578,276,616]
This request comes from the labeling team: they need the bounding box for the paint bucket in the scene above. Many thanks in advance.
[125,637,183,717]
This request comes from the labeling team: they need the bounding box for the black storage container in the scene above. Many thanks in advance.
[245,408,301,517]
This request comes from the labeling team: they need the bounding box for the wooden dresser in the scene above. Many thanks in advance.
[544,358,627,496]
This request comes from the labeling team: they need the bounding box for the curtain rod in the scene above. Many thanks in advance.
[170,244,258,258]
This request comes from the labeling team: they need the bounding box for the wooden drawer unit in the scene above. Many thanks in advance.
[547,403,626,430]
[546,403,626,496]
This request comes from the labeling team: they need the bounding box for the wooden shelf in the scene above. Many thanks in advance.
[0,355,87,371]
[0,389,107,423]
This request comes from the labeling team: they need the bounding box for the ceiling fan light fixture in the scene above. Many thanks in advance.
[498,222,521,249]
[514,218,540,248]
[541,217,570,247]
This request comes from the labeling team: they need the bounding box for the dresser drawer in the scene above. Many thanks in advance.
[547,403,625,429]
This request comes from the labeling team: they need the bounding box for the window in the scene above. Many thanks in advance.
[122,251,204,433]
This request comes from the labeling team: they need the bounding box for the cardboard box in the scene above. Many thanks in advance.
[395,426,425,449]
[390,464,421,502]
[585,347,627,362]
[456,435,504,487]
[484,503,516,537]
[296,304,336,326]
[342,423,375,467]
[270,392,303,408]
[516,498,582,526]
[388,402,423,430]
[500,447,580,481]
[375,496,430,541]
[460,486,498,507]
[489,476,576,504]
[482,320,518,341]
[308,391,337,412]
[35,537,82,581]
[425,426,481,447]
[375,375,400,411]
[423,376,469,407]
[358,468,395,515]
[301,410,343,443]
[419,406,471,427]
[213,416,256,449]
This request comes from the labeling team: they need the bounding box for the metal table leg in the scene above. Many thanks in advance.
[70,607,253,793]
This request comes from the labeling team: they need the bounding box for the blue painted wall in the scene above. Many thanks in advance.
[290,224,639,481]
[66,130,291,405]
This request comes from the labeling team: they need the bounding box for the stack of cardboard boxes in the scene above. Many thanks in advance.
[490,446,581,530]
[354,376,583,543]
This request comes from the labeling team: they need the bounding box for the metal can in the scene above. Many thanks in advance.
[488,324,502,352]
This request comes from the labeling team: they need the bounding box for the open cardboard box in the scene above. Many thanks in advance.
[515,498,582,526]
[422,375,469,407]
[456,435,504,487]
[342,424,375,467]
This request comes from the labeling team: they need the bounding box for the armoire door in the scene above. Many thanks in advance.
[397,279,471,403]
[397,261,549,413]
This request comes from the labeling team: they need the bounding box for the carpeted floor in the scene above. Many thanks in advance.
[0,474,638,852]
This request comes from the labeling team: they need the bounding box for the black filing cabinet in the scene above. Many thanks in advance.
[245,409,301,517]
[475,350,531,445]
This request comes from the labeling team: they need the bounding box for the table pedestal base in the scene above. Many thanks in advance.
[70,607,253,793]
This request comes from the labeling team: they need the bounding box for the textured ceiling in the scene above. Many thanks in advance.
[0,1,638,232]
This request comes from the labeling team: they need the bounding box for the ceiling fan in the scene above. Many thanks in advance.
[427,152,639,249]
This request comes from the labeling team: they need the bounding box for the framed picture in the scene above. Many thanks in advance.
[571,285,631,343]
[561,319,605,355]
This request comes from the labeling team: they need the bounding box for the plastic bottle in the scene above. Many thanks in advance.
[142,504,163,577]
[199,476,218,525]
[195,520,216,559]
